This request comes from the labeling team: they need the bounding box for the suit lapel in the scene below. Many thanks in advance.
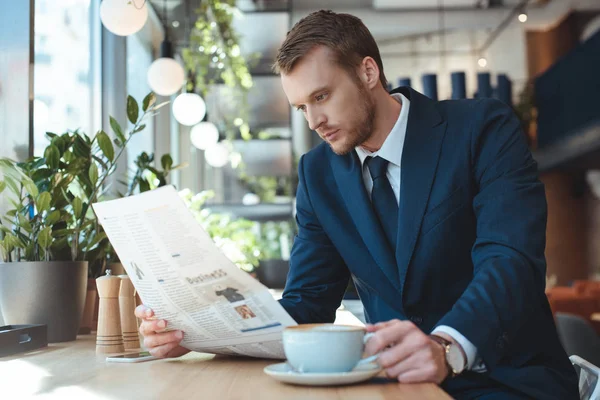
[330,152,401,290]
[393,88,447,293]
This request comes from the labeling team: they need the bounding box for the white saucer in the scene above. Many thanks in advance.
[263,362,382,386]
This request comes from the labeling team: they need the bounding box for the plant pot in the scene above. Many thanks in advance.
[107,262,126,276]
[0,261,88,342]
[79,278,98,334]
[256,259,289,289]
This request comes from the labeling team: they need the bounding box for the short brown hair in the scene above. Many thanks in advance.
[273,10,388,88]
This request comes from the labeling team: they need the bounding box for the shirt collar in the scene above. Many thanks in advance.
[355,92,410,168]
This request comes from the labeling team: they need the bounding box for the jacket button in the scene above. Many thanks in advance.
[409,316,423,325]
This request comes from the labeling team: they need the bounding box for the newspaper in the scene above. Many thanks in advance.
[92,186,297,359]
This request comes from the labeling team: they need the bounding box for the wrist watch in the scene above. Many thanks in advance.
[429,334,467,378]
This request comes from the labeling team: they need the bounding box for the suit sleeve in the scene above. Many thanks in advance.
[278,154,351,324]
[436,99,548,369]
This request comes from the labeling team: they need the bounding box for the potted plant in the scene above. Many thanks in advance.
[0,92,163,342]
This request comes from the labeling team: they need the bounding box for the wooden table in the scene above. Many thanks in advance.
[0,332,451,399]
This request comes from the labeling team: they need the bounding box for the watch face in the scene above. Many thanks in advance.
[447,345,465,373]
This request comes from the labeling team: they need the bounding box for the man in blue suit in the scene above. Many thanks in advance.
[136,9,578,400]
[273,9,578,400]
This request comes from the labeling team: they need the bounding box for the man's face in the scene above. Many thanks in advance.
[281,46,375,155]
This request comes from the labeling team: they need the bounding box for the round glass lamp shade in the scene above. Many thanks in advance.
[205,143,230,168]
[172,93,206,126]
[100,0,148,36]
[147,58,185,96]
[190,122,219,150]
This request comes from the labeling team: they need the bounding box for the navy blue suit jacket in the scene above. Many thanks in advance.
[279,87,578,399]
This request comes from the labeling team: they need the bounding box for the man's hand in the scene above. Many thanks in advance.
[364,319,450,384]
[135,304,190,358]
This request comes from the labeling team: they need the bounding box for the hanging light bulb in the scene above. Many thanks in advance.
[518,12,528,23]
[147,40,185,96]
[190,121,219,150]
[478,57,488,68]
[100,0,148,36]
[205,143,230,168]
[172,93,206,126]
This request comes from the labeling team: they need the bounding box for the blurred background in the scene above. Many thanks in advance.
[1,0,600,348]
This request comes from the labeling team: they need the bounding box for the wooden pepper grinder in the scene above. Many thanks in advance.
[96,269,124,354]
[119,275,140,350]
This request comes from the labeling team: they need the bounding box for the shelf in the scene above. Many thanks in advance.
[203,203,294,221]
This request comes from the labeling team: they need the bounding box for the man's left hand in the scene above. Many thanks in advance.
[364,319,449,384]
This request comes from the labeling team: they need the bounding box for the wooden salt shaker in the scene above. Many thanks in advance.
[119,275,140,350]
[96,269,124,354]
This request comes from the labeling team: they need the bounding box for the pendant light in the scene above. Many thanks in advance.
[190,113,219,150]
[100,0,148,37]
[147,0,185,96]
[172,92,206,126]
[172,2,206,126]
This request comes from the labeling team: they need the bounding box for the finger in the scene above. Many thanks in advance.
[377,331,427,368]
[148,341,182,358]
[365,320,414,355]
[134,304,153,319]
[143,330,183,350]
[138,319,168,336]
[397,363,444,384]
[383,350,423,379]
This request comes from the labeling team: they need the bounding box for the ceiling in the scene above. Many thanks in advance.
[147,0,552,49]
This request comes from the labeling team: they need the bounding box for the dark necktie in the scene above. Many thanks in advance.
[366,156,398,250]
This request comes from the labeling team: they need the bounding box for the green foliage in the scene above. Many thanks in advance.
[180,189,261,272]
[0,93,162,272]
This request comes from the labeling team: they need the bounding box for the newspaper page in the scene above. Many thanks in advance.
[92,186,297,359]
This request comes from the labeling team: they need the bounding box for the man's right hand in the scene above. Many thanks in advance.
[135,304,190,358]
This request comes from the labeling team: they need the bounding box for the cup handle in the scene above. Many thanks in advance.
[357,332,379,366]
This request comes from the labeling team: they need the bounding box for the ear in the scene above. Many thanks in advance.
[358,56,380,90]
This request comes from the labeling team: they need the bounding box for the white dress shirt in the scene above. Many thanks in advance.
[354,92,485,372]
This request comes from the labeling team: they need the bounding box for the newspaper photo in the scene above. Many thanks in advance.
[92,186,297,359]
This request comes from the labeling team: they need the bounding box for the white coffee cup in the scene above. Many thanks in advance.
[282,324,378,373]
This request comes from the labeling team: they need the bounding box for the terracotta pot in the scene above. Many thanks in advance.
[79,278,98,334]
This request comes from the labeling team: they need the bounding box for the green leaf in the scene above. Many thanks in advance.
[0,181,5,194]
[45,132,58,140]
[97,130,114,162]
[17,214,32,233]
[161,154,173,172]
[73,197,83,218]
[63,150,74,162]
[51,136,66,155]
[52,228,75,238]
[22,175,38,198]
[38,227,52,249]
[2,176,19,196]
[132,124,146,134]
[36,191,51,213]
[110,116,126,144]
[142,92,156,112]
[86,232,107,250]
[127,95,139,124]
[23,241,34,260]
[73,135,91,158]
[89,163,98,186]
[45,210,61,225]
[44,145,60,169]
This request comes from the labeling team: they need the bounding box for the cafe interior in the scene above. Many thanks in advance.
[1,0,600,398]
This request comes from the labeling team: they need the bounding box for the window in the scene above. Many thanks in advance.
[33,0,99,156]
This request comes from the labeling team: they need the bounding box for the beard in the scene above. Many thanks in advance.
[328,85,376,156]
